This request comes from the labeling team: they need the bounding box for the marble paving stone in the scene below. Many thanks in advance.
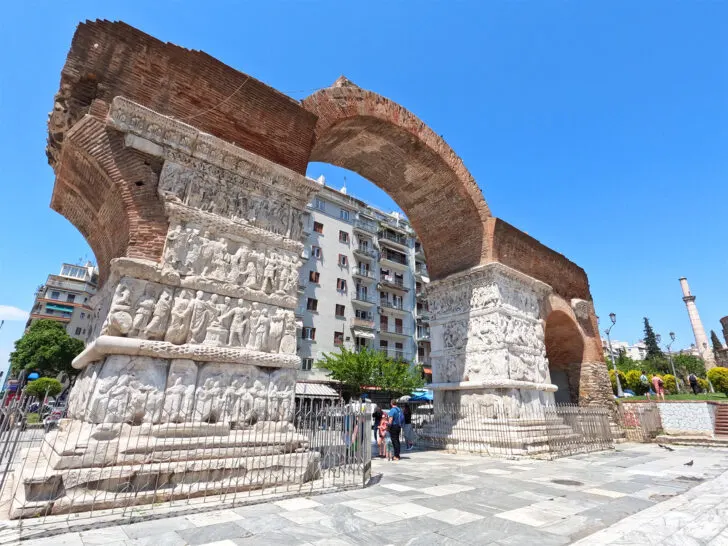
[22,533,83,545]
[340,498,387,512]
[495,506,566,527]
[479,468,513,475]
[310,537,359,546]
[274,497,323,511]
[366,515,450,545]
[353,509,403,524]
[176,522,251,545]
[80,526,130,545]
[199,541,239,546]
[537,514,600,537]
[278,508,329,525]
[233,513,292,535]
[511,491,557,502]
[124,531,188,546]
[123,517,197,539]
[186,509,243,527]
[234,530,310,545]
[426,508,485,525]
[231,502,283,516]
[405,531,474,545]
[582,487,626,498]
[386,502,435,519]
[578,496,656,527]
[380,483,414,492]
[421,484,475,497]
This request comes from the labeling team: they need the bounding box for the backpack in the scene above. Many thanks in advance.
[389,407,404,427]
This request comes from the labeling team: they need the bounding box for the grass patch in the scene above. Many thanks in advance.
[620,393,727,402]
[26,413,40,424]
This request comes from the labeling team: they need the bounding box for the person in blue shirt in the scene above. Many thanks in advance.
[387,399,404,460]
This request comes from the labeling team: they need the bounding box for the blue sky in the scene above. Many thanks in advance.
[1,2,727,374]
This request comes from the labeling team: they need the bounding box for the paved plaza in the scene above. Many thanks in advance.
[10,442,728,545]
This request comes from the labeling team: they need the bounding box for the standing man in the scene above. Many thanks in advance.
[640,370,651,400]
[688,373,700,395]
[372,404,383,446]
[387,400,404,461]
[403,404,414,451]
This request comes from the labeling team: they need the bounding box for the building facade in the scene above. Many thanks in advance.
[296,184,431,389]
[601,339,647,362]
[26,263,98,341]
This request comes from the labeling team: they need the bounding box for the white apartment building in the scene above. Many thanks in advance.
[296,185,431,391]
[602,339,647,361]
[26,263,98,341]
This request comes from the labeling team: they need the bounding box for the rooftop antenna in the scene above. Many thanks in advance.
[340,176,347,195]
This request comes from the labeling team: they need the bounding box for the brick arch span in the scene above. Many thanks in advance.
[301,78,491,281]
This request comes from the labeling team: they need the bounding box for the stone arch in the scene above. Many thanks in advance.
[544,310,585,404]
[301,77,491,281]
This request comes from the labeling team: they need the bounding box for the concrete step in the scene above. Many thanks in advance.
[656,434,728,448]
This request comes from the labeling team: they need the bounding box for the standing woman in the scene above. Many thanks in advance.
[377,414,388,458]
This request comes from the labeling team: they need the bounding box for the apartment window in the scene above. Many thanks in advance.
[334,331,344,346]
[335,304,346,318]
[314,197,325,211]
[355,337,368,349]
[50,291,60,300]
[46,309,54,315]
[336,278,347,291]
[339,230,349,243]
[82,329,86,335]
[379,340,389,350]
[306,298,318,311]
[312,246,322,259]
[355,309,370,320]
[340,209,350,221]
[301,358,313,371]
[67,294,76,303]
[302,327,316,340]
[80,312,86,319]
[74,327,82,335]
[313,221,324,234]
[309,271,320,283]
[338,254,348,267]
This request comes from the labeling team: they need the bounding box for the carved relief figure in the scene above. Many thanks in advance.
[268,310,285,352]
[144,289,173,340]
[165,289,193,344]
[221,299,250,346]
[188,290,213,344]
[104,280,133,336]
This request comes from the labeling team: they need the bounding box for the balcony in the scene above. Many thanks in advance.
[378,230,410,250]
[353,292,378,305]
[354,218,378,234]
[416,308,431,321]
[352,267,377,281]
[416,328,431,341]
[415,264,429,278]
[353,245,378,260]
[380,251,408,268]
[377,349,414,362]
[379,275,409,291]
[379,324,413,337]
[351,317,376,330]
[380,299,407,313]
[415,244,425,258]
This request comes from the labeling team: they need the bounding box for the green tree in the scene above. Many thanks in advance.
[672,354,706,378]
[707,367,728,396]
[24,377,63,399]
[316,347,424,400]
[711,330,724,361]
[9,320,84,378]
[643,318,663,360]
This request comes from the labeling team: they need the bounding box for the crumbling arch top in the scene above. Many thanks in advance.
[302,78,491,281]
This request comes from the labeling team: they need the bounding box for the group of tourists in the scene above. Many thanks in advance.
[371,400,415,461]
[639,370,703,400]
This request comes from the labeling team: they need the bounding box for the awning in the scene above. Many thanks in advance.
[353,329,376,339]
[295,383,339,398]
[46,304,74,313]
[423,367,432,375]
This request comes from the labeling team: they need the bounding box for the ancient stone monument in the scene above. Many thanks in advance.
[11,20,613,515]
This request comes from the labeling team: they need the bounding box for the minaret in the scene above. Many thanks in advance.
[679,277,716,369]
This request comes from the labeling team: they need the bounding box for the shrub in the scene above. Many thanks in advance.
[697,378,709,392]
[707,367,728,395]
[662,374,677,394]
[625,370,648,395]
[609,369,627,395]
[24,377,63,400]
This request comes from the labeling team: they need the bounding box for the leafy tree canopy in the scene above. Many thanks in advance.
[316,347,424,400]
[9,320,84,378]
[25,377,63,399]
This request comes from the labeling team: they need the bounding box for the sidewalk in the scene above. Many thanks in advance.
[15,442,728,545]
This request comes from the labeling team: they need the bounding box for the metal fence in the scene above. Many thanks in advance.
[411,403,615,459]
[0,392,371,540]
[617,402,662,442]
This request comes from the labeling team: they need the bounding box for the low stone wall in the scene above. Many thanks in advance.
[657,402,716,437]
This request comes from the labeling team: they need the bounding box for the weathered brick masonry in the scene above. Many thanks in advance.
[47,20,613,406]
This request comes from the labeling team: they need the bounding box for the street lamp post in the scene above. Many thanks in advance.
[604,313,623,397]
[666,332,679,393]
